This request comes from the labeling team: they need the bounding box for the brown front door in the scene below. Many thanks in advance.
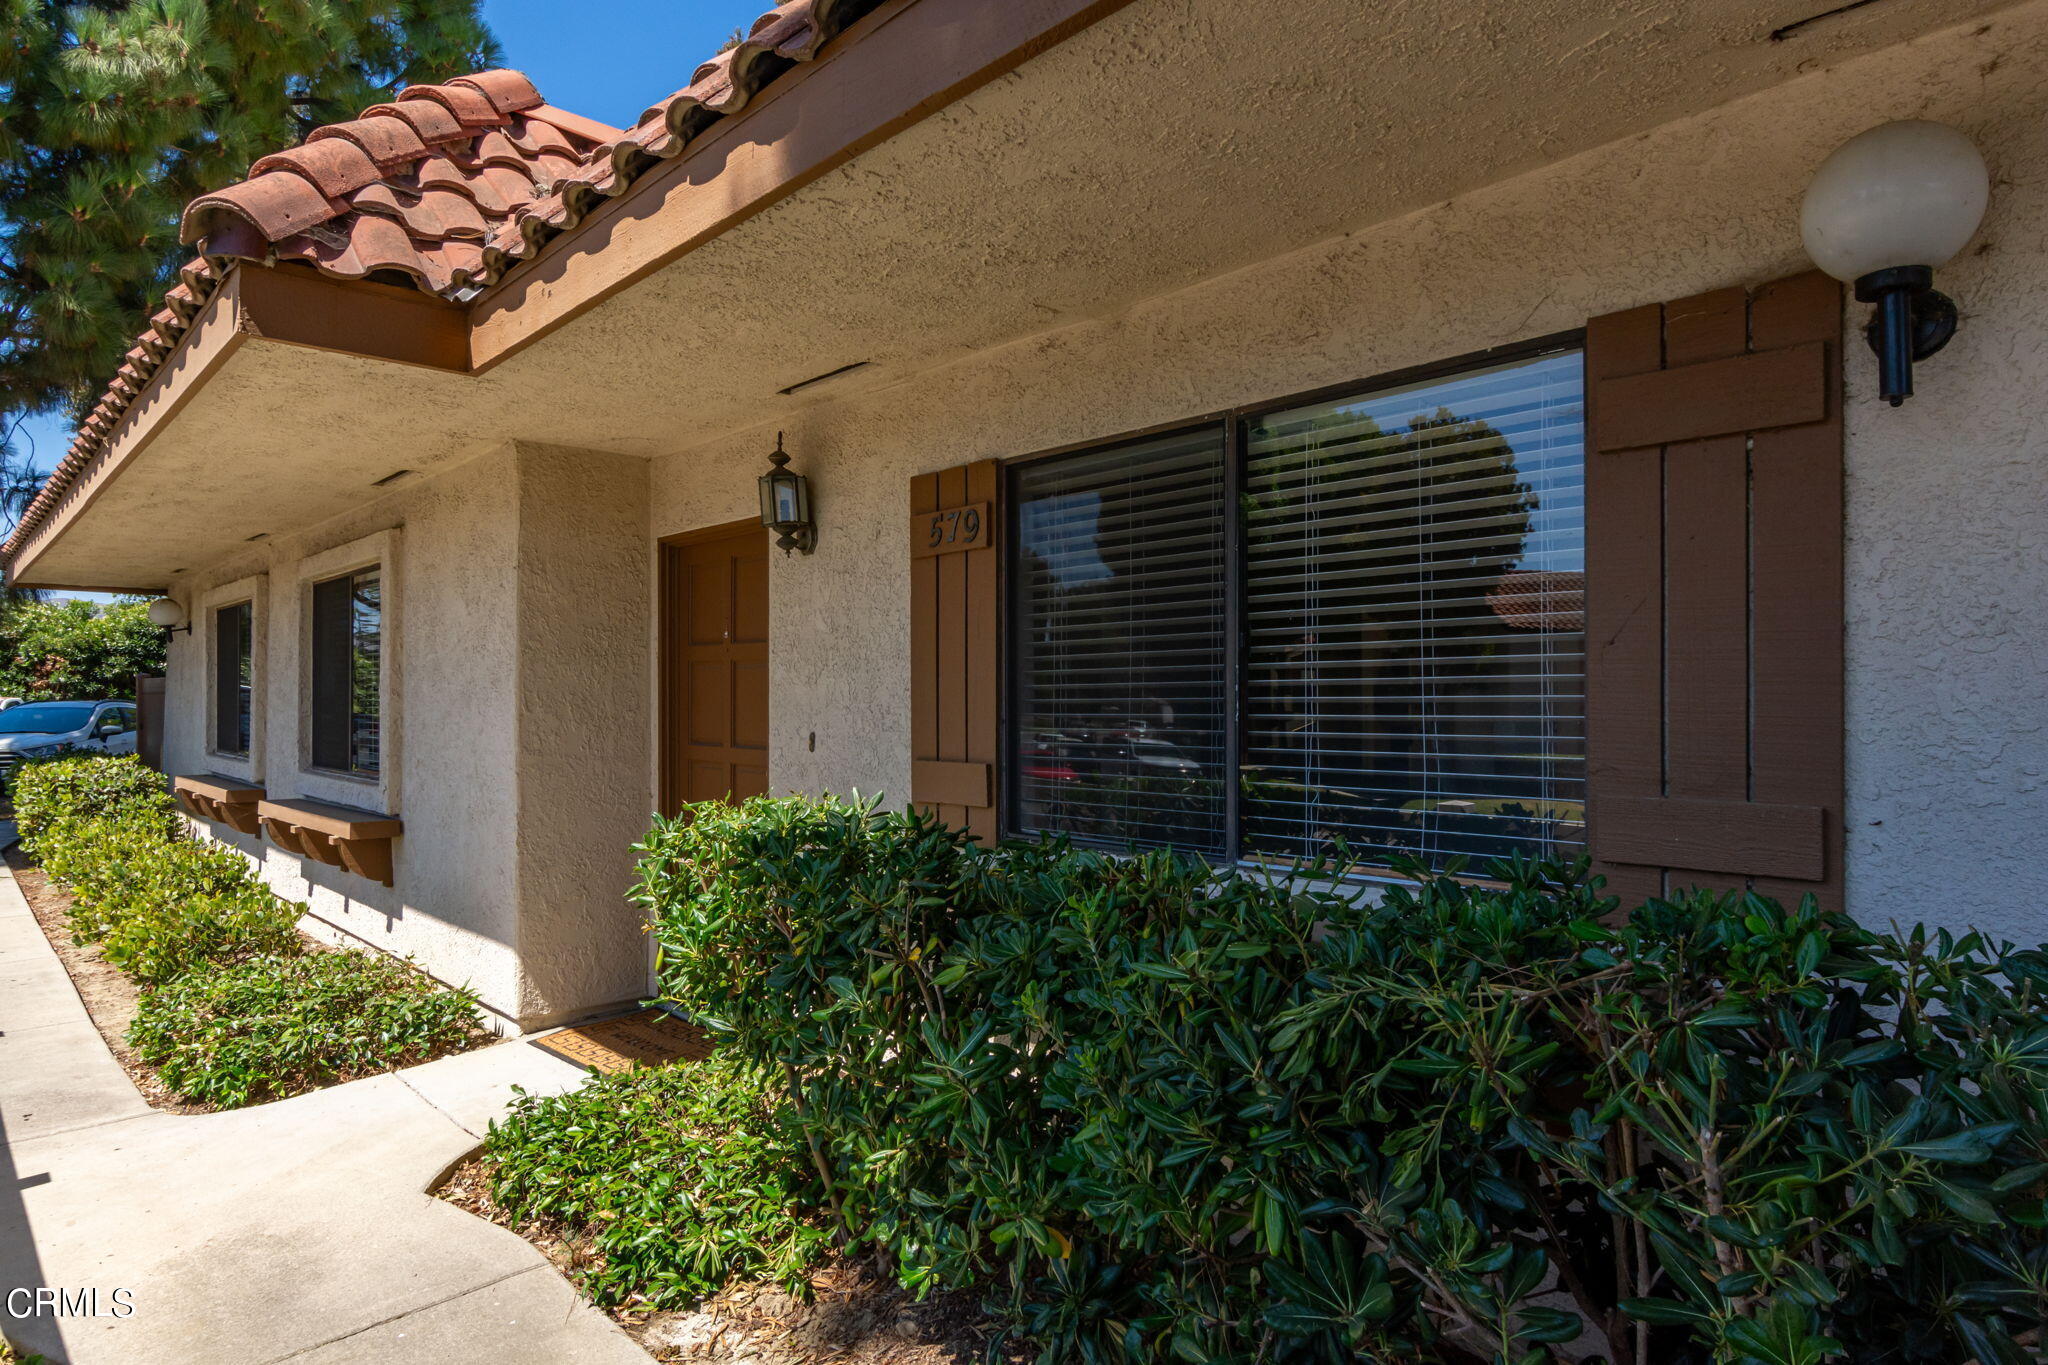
[660,521,769,816]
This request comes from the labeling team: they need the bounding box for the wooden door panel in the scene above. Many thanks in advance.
[660,522,770,815]
[689,662,729,747]
[686,563,727,645]
[732,662,769,750]
[687,761,732,804]
[733,555,769,643]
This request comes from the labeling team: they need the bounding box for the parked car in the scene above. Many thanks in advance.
[0,700,140,786]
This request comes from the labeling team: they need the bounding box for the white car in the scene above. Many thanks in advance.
[0,700,140,784]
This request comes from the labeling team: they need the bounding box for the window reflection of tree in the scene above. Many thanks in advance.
[349,574,380,776]
[1244,399,1577,868]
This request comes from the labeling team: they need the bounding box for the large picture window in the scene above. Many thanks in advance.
[1009,429,1230,854]
[1006,344,1586,873]
[310,567,381,778]
[212,600,253,756]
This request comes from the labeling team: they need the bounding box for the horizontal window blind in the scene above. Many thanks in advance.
[1243,351,1586,868]
[310,569,382,778]
[213,601,252,756]
[1009,428,1229,854]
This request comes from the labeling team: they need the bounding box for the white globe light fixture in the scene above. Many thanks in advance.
[1800,120,1990,406]
[145,596,188,631]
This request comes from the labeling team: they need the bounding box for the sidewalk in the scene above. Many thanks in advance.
[0,858,650,1364]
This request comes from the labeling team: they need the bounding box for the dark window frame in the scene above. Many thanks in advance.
[1001,330,1586,874]
[211,599,254,758]
[308,565,382,780]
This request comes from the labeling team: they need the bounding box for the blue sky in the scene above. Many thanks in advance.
[7,0,767,485]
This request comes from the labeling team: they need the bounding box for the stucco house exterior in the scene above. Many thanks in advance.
[4,0,2044,1035]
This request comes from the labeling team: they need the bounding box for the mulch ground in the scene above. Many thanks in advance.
[438,1154,1024,1365]
[5,844,212,1115]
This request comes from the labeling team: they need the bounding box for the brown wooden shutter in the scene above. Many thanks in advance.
[1585,270,1844,911]
[910,460,1001,840]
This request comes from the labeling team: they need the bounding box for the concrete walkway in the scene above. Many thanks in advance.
[0,859,651,1364]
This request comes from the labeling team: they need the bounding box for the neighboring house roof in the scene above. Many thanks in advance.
[2,0,878,567]
[1486,570,1587,633]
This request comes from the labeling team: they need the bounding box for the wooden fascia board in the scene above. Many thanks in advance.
[466,0,1142,373]
[8,266,467,589]
[236,267,469,373]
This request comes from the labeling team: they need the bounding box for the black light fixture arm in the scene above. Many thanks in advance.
[1853,264,1960,407]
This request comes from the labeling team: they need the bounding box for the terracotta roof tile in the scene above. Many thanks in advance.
[399,81,505,127]
[309,116,426,173]
[9,0,887,565]
[249,139,385,198]
[182,172,343,245]
[449,68,545,115]
[352,184,491,240]
[524,103,624,145]
[362,99,470,146]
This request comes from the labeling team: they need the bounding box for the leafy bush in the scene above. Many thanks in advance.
[44,813,270,942]
[15,755,289,957]
[12,750,174,848]
[18,753,484,1108]
[0,598,163,702]
[644,795,2048,1365]
[98,887,302,986]
[130,951,485,1108]
[484,1055,832,1310]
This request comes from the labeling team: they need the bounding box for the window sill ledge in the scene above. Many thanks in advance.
[173,774,266,835]
[256,797,402,887]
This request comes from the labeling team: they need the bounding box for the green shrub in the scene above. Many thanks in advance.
[48,816,271,944]
[484,1055,832,1310]
[12,752,175,852]
[130,951,485,1107]
[643,795,2048,1365]
[98,887,302,986]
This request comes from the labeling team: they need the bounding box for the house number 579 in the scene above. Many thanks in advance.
[912,501,990,557]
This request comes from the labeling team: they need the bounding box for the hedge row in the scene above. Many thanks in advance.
[14,755,482,1107]
[643,795,2048,1365]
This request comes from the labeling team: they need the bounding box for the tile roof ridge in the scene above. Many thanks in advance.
[7,0,890,567]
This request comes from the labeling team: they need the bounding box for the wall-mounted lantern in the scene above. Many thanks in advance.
[145,597,190,635]
[1800,120,1990,406]
[758,432,816,556]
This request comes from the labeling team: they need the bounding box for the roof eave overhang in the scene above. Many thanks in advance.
[466,0,1144,372]
[3,0,1139,589]
[5,267,467,589]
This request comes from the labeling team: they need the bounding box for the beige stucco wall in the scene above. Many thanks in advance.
[149,5,2048,1019]
[161,440,652,1030]
[649,7,2048,945]
[509,444,653,1022]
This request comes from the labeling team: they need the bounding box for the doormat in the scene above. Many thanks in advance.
[530,1008,717,1073]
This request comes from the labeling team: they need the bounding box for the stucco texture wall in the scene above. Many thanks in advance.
[160,440,652,1029]
[163,446,525,1018]
[650,7,2048,944]
[509,443,653,1025]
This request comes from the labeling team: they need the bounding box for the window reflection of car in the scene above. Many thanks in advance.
[1021,728,1204,784]
[0,701,141,782]
[1113,734,1203,780]
[1020,733,1083,785]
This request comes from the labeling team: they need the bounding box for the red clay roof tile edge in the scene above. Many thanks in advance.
[4,0,886,569]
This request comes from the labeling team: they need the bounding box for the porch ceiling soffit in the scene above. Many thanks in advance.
[4,0,2022,589]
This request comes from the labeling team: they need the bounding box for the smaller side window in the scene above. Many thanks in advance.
[310,569,380,778]
[213,600,254,756]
